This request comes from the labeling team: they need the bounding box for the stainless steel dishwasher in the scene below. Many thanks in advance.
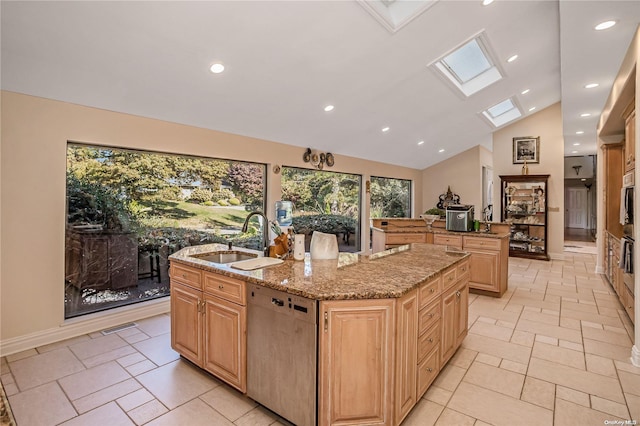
[247,284,317,426]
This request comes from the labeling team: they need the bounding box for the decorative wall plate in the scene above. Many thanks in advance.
[303,148,312,163]
[325,152,334,167]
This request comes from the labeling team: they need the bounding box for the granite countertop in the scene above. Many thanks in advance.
[169,243,469,301]
[371,225,509,239]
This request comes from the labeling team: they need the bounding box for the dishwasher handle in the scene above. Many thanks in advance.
[271,297,285,307]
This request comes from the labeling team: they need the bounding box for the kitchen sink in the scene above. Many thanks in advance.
[191,251,257,264]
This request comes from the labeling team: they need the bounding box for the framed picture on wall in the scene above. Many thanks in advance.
[513,136,540,164]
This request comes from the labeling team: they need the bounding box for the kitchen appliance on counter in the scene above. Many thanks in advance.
[446,204,474,232]
[247,284,318,426]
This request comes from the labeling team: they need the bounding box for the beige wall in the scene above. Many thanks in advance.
[492,102,565,259]
[421,145,493,220]
[0,91,422,348]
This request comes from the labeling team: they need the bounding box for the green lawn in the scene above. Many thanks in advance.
[143,200,252,230]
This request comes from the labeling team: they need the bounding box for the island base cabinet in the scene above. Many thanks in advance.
[170,265,247,393]
[441,280,468,366]
[203,294,246,393]
[171,281,203,366]
[394,291,418,424]
[318,299,395,426]
[467,249,499,293]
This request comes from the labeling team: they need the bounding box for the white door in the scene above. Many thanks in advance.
[566,187,587,228]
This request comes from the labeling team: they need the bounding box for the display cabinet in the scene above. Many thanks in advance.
[500,174,550,260]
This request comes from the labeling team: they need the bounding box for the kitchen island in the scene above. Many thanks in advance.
[169,243,470,426]
[371,218,510,297]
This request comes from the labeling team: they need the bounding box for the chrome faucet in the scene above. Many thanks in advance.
[242,211,270,257]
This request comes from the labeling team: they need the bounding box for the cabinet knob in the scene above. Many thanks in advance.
[428,338,433,343]
[426,367,433,372]
[456,291,461,298]
[182,273,187,278]
[428,313,434,318]
[219,285,224,289]
[430,288,435,293]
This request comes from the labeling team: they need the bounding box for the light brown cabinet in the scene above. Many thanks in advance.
[171,280,203,365]
[170,264,247,392]
[394,290,418,423]
[319,265,467,426]
[624,101,635,172]
[441,267,469,366]
[318,298,395,426]
[463,235,509,296]
[432,234,463,249]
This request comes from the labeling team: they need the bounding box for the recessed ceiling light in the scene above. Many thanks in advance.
[585,83,599,89]
[595,20,617,31]
[324,105,334,112]
[438,149,445,153]
[521,89,530,95]
[507,54,518,63]
[482,0,494,5]
[581,178,587,182]
[382,126,390,132]
[580,113,591,117]
[418,140,425,146]
[572,150,579,154]
[576,131,584,134]
[209,63,225,74]
[573,142,581,146]
[528,107,536,112]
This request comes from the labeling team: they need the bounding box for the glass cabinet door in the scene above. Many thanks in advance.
[500,174,550,260]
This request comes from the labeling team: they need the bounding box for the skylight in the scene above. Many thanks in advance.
[481,98,522,127]
[430,34,503,97]
[441,39,492,84]
[357,0,438,33]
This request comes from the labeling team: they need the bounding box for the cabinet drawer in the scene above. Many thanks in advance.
[170,263,202,289]
[418,321,440,363]
[418,300,441,335]
[433,234,463,249]
[204,272,246,305]
[457,259,469,281]
[463,236,501,251]
[442,267,457,290]
[418,276,441,309]
[417,347,440,397]
[386,233,425,245]
[622,285,635,324]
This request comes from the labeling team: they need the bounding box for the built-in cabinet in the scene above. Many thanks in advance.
[601,98,636,327]
[170,264,247,392]
[500,174,550,261]
[318,298,395,426]
[319,259,469,426]
[624,100,636,172]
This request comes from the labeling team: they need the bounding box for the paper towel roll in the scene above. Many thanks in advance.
[294,234,305,260]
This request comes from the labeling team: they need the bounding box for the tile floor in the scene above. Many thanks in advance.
[2,247,639,426]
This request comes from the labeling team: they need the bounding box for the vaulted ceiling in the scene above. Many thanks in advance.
[2,1,639,169]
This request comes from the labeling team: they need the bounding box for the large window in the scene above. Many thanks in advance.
[65,143,265,318]
[369,176,412,218]
[281,167,361,252]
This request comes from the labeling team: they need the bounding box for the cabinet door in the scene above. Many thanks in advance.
[171,281,203,366]
[456,281,469,346]
[440,288,457,365]
[467,249,500,292]
[319,299,394,426]
[625,109,635,172]
[395,291,418,424]
[203,294,246,393]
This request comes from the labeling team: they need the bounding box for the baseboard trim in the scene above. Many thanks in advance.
[0,298,170,357]
[632,345,640,368]
[549,252,564,260]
